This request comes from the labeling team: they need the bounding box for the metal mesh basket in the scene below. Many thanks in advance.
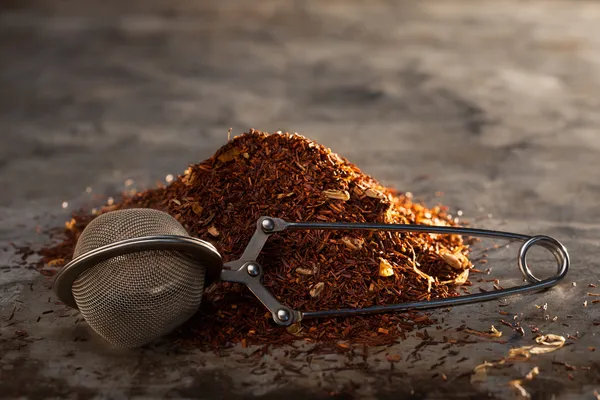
[71,208,206,348]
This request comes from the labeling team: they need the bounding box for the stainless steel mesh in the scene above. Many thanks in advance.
[71,208,206,348]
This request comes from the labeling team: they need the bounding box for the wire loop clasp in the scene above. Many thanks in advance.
[220,217,570,325]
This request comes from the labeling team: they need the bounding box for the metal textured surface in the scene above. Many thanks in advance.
[70,209,206,348]
[1,0,600,399]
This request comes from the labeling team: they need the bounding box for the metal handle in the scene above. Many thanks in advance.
[221,217,570,325]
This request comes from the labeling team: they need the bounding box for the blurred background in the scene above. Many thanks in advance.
[1,1,600,398]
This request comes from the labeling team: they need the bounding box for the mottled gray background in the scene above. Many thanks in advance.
[1,1,599,399]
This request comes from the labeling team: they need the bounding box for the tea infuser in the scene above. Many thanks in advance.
[53,208,569,348]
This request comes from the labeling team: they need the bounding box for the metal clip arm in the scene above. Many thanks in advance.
[219,217,570,325]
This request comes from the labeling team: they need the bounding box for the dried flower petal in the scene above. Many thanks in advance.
[453,269,470,285]
[441,253,463,270]
[47,259,65,267]
[296,268,314,275]
[65,218,76,231]
[365,188,385,199]
[379,258,395,277]
[191,203,203,215]
[286,322,303,336]
[386,354,401,362]
[207,226,219,237]
[310,282,325,298]
[508,334,566,358]
[342,237,364,251]
[323,189,350,201]
[217,148,241,163]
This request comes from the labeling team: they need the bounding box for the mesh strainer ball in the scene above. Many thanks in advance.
[53,208,223,348]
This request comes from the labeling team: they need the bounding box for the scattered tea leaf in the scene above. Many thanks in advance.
[47,259,65,267]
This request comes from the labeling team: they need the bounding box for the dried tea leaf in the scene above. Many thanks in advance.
[453,269,470,285]
[286,322,303,336]
[323,189,350,201]
[337,342,350,349]
[217,148,241,163]
[192,203,203,215]
[378,328,389,335]
[47,259,65,267]
[207,226,220,237]
[386,354,401,362]
[465,325,502,338]
[342,237,364,251]
[441,253,463,270]
[296,268,314,275]
[379,258,395,277]
[310,282,325,298]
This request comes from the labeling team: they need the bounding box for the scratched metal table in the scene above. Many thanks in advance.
[1,1,599,398]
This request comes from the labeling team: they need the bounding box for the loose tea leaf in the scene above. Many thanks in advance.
[38,130,472,349]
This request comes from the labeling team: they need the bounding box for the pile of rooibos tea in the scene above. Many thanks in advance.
[40,130,472,348]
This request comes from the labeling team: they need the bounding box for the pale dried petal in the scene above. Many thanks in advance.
[454,269,470,285]
[323,189,350,201]
[442,253,463,270]
[535,334,566,347]
[508,334,566,358]
[296,268,314,275]
[207,226,219,237]
[286,322,303,336]
[379,258,395,277]
[310,282,325,298]
[365,188,385,199]
[342,236,364,251]
[471,361,496,383]
[65,218,77,231]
